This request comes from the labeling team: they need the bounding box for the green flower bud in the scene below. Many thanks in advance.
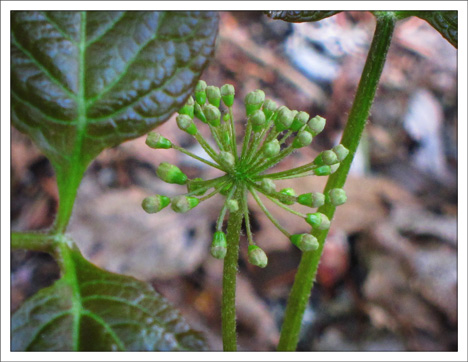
[263,139,281,158]
[250,109,267,132]
[211,231,227,259]
[156,162,188,185]
[248,245,268,268]
[306,115,326,135]
[305,212,330,230]
[292,130,313,148]
[221,84,235,107]
[279,188,296,205]
[297,192,325,208]
[179,96,195,119]
[171,195,200,213]
[290,234,319,252]
[314,165,331,176]
[142,195,170,214]
[262,99,277,120]
[145,132,172,149]
[290,111,309,132]
[219,151,235,168]
[187,178,206,196]
[194,102,207,123]
[322,150,339,165]
[195,80,207,105]
[327,188,347,206]
[260,178,276,194]
[227,199,239,212]
[330,163,340,174]
[275,107,294,132]
[204,104,221,127]
[176,114,197,135]
[206,85,221,107]
[332,144,349,162]
[244,89,265,116]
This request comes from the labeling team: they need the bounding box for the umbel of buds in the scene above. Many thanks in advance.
[142,81,348,268]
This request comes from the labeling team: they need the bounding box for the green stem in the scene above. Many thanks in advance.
[222,185,245,351]
[11,231,56,253]
[277,13,396,351]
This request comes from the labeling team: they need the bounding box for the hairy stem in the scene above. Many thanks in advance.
[278,13,396,351]
[222,185,245,351]
[11,231,56,253]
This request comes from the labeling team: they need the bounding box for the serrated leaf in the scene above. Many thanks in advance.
[11,244,207,351]
[11,11,219,171]
[414,11,458,48]
[265,11,341,23]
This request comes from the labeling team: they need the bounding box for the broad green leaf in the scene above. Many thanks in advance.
[12,243,207,351]
[11,11,219,172]
[265,11,341,23]
[413,11,458,48]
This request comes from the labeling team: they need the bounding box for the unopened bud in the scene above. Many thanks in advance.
[142,195,170,214]
[263,139,280,158]
[332,144,349,162]
[292,131,313,148]
[297,192,325,208]
[290,111,309,132]
[306,115,326,135]
[290,233,319,252]
[195,80,207,105]
[314,165,331,176]
[260,178,276,194]
[219,151,235,168]
[322,150,339,165]
[250,110,266,132]
[206,85,221,107]
[275,107,294,132]
[262,99,277,120]
[244,89,265,116]
[194,102,207,123]
[248,245,268,268]
[327,188,347,206]
[176,114,197,135]
[221,84,235,107]
[204,104,221,127]
[146,132,172,149]
[179,96,195,119]
[156,162,188,185]
[171,195,200,213]
[305,212,331,230]
[211,231,227,259]
[279,188,296,205]
[227,199,239,212]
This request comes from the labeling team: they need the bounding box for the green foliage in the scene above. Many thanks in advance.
[12,241,206,351]
[11,10,218,352]
[265,10,342,23]
[413,11,458,48]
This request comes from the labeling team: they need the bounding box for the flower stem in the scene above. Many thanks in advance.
[277,13,397,351]
[222,185,245,351]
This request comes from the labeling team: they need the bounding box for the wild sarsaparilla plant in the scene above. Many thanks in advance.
[10,9,457,352]
[142,81,348,349]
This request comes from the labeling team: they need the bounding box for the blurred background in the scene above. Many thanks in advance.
[11,11,458,351]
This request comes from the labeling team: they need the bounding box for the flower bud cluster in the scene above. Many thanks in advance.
[142,81,349,268]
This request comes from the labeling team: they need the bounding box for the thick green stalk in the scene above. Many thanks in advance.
[277,13,396,351]
[222,185,245,351]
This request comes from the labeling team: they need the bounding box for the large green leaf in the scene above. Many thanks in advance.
[413,11,458,48]
[12,243,207,351]
[11,11,219,171]
[265,11,341,23]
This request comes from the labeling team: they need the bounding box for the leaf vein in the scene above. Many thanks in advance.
[11,34,77,99]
